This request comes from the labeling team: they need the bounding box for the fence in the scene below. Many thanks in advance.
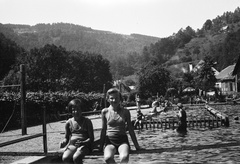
[0,64,27,135]
[135,105,229,130]
[136,116,225,130]
[0,64,48,155]
[0,107,48,154]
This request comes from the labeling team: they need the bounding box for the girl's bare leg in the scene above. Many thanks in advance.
[73,146,90,164]
[62,145,77,163]
[118,143,129,164]
[104,144,117,164]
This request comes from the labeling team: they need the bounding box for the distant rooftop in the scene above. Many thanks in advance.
[216,64,235,80]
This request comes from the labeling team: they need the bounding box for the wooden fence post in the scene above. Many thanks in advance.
[43,105,47,154]
[20,64,27,135]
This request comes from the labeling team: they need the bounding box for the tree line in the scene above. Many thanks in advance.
[1,42,113,93]
[136,55,218,100]
[1,7,240,96]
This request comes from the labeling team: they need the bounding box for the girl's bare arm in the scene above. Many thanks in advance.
[61,121,71,148]
[82,119,94,144]
[99,108,107,151]
[126,110,140,150]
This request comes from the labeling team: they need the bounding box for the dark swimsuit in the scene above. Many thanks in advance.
[177,109,187,133]
[105,108,130,149]
[68,117,92,152]
[105,134,129,149]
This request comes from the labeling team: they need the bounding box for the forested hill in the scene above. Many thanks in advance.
[1,7,240,80]
[0,23,160,61]
[141,7,240,78]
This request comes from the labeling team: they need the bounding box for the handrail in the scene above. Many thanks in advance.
[0,84,21,88]
[0,106,47,154]
[0,133,43,147]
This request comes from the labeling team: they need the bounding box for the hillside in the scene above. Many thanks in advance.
[165,22,240,77]
[0,23,160,62]
[1,7,240,81]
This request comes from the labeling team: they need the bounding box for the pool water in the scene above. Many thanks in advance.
[125,104,240,164]
[131,128,240,164]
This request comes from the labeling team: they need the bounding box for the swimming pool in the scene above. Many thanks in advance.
[10,104,240,164]
[126,104,240,164]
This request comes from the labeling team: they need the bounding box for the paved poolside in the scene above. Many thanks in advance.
[0,105,150,163]
[3,104,240,164]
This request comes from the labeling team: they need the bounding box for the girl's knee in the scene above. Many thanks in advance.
[73,155,83,164]
[104,154,116,163]
[119,153,129,163]
[73,149,87,163]
[104,154,113,161]
[62,154,72,163]
[73,153,84,161]
[104,145,116,163]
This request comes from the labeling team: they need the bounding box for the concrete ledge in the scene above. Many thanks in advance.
[205,105,229,127]
[10,156,46,164]
[11,141,240,163]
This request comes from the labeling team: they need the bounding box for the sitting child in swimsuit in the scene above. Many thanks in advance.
[134,109,145,129]
[149,100,159,116]
[60,99,94,164]
[99,88,140,164]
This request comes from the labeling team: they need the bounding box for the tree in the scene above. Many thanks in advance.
[141,46,151,64]
[182,72,195,88]
[223,29,240,65]
[203,19,213,31]
[4,44,113,93]
[174,27,195,48]
[78,52,112,92]
[110,56,135,79]
[193,47,201,60]
[0,33,24,80]
[194,56,217,94]
[136,61,171,97]
[27,44,70,91]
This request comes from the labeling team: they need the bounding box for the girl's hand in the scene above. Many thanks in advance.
[135,145,141,151]
[75,140,84,147]
[99,145,104,152]
[60,140,67,148]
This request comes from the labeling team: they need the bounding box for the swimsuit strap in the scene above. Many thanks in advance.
[69,117,87,132]
[69,118,74,130]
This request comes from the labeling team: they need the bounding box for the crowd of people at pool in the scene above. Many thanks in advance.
[60,88,187,164]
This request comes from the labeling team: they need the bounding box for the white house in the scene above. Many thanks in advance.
[215,64,237,95]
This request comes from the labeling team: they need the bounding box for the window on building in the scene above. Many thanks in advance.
[230,82,233,91]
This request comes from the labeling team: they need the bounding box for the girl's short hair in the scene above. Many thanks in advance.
[68,99,83,112]
[106,88,123,102]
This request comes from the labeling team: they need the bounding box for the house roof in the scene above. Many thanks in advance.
[212,67,220,76]
[192,60,219,76]
[192,60,204,72]
[216,64,235,80]
[113,80,131,92]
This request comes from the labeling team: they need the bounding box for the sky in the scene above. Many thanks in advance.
[0,0,239,38]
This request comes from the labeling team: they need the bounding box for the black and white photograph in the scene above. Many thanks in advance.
[0,0,240,163]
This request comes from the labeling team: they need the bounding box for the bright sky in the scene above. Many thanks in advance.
[0,0,239,38]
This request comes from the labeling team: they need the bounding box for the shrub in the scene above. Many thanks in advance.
[0,91,103,131]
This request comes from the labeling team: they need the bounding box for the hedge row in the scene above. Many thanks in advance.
[0,91,104,131]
